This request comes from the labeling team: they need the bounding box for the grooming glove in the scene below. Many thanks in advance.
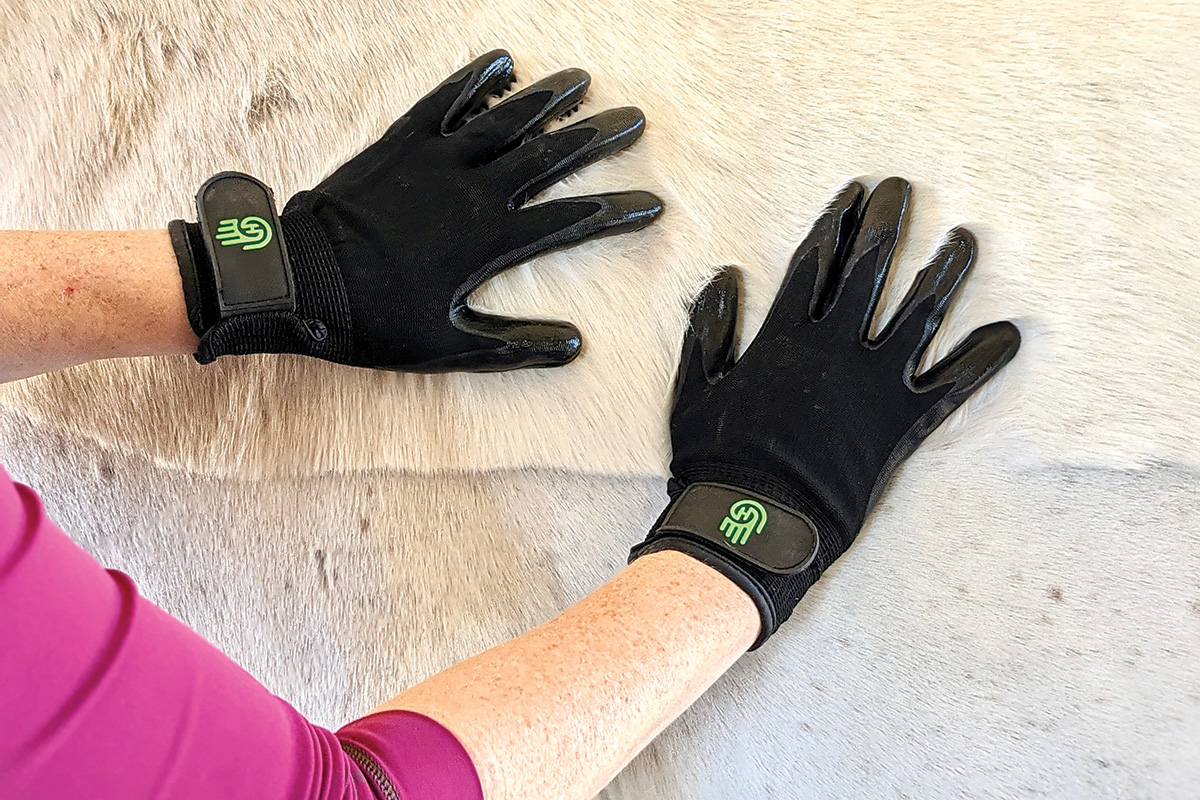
[630,177,1020,648]
[171,49,662,371]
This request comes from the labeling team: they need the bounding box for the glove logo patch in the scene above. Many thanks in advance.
[720,499,768,546]
[215,216,273,251]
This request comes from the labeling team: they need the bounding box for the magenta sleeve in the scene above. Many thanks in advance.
[337,711,485,800]
[0,466,482,800]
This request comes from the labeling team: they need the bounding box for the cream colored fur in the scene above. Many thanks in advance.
[1,1,1198,797]
[3,0,1199,476]
[3,412,1198,798]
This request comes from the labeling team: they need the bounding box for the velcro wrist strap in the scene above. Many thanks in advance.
[630,482,823,650]
[653,483,820,573]
[195,172,295,317]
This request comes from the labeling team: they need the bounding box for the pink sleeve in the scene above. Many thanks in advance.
[0,466,482,800]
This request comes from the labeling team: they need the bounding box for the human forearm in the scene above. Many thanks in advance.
[0,230,197,382]
[378,550,759,800]
[377,178,1020,800]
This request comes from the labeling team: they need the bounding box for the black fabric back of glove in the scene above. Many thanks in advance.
[632,177,1020,648]
[178,50,662,372]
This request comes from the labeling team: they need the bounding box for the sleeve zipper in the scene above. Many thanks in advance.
[340,739,401,800]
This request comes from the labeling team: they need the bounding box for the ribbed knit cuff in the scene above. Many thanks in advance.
[183,208,354,365]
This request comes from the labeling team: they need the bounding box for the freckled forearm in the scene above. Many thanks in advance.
[0,230,198,382]
[378,551,760,800]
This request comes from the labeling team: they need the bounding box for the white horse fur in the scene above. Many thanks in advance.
[1,1,1198,797]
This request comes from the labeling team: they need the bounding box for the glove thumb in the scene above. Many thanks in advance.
[437,306,583,371]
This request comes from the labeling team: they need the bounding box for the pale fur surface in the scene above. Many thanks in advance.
[3,0,1200,475]
[3,413,1198,798]
[1,1,1199,798]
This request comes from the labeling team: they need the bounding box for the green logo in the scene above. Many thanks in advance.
[720,499,768,546]
[215,216,273,251]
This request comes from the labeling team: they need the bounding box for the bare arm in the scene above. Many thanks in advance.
[0,226,759,800]
[378,550,759,800]
[376,177,1019,799]
[0,227,760,799]
[0,175,1017,800]
[0,230,197,383]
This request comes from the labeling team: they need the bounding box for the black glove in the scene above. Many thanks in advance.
[170,49,662,371]
[630,177,1020,648]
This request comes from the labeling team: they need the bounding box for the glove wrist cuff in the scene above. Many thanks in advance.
[168,219,215,338]
[168,174,355,365]
[630,469,848,649]
[673,464,851,545]
[191,210,354,365]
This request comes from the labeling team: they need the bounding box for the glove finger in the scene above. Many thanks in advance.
[907,320,1020,451]
[496,106,647,208]
[754,181,864,336]
[455,191,663,301]
[456,68,591,161]
[878,226,976,368]
[403,50,515,135]
[443,306,582,370]
[825,176,911,330]
[514,189,662,255]
[674,266,741,406]
[913,320,1021,399]
[863,319,1018,511]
